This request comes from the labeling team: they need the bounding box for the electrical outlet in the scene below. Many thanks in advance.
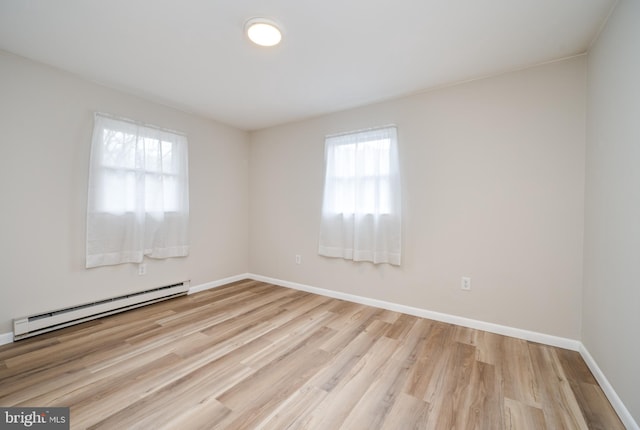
[295,255,301,265]
[138,263,147,276]
[461,277,471,291]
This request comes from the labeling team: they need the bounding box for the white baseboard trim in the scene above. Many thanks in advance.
[0,331,13,346]
[579,344,639,430]
[247,273,638,428]
[188,273,251,295]
[248,273,580,351]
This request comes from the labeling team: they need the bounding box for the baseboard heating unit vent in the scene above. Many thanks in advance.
[13,281,190,341]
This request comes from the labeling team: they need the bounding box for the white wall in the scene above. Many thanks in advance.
[0,50,589,343]
[0,51,249,334]
[249,57,586,339]
[584,0,640,423]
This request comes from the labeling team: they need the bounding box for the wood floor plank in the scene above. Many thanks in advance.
[0,280,624,430]
[64,353,188,429]
[307,330,380,392]
[504,397,548,430]
[462,360,502,430]
[380,392,431,430]
[385,313,417,340]
[555,348,598,385]
[339,318,429,429]
[300,336,399,429]
[474,330,505,366]
[528,343,590,429]
[319,305,384,354]
[86,358,254,429]
[568,381,624,430]
[501,337,541,408]
[158,398,231,430]
[553,348,621,430]
[253,385,328,430]
[402,321,453,400]
[214,329,334,429]
[240,308,336,369]
[425,342,477,430]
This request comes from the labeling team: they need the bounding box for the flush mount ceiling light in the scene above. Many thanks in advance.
[245,18,282,47]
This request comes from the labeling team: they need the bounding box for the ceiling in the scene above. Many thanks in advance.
[0,0,616,131]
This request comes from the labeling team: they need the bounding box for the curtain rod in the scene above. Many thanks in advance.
[325,124,397,139]
[94,112,188,137]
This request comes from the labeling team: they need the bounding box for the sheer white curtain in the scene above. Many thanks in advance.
[86,113,189,268]
[319,126,401,265]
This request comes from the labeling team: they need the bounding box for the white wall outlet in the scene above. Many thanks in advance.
[461,277,471,291]
[138,263,147,275]
[295,255,302,265]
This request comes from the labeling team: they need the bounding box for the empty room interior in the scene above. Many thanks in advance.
[0,0,639,429]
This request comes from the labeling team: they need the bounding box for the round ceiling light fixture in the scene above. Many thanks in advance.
[245,18,282,47]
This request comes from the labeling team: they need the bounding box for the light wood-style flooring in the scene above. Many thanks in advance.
[0,280,624,429]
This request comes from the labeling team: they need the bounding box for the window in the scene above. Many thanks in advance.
[319,126,401,265]
[86,113,189,268]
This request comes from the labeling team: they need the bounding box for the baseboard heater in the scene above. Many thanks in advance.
[13,281,190,341]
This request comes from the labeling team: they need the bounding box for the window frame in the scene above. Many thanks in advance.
[91,116,188,216]
[322,126,398,216]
